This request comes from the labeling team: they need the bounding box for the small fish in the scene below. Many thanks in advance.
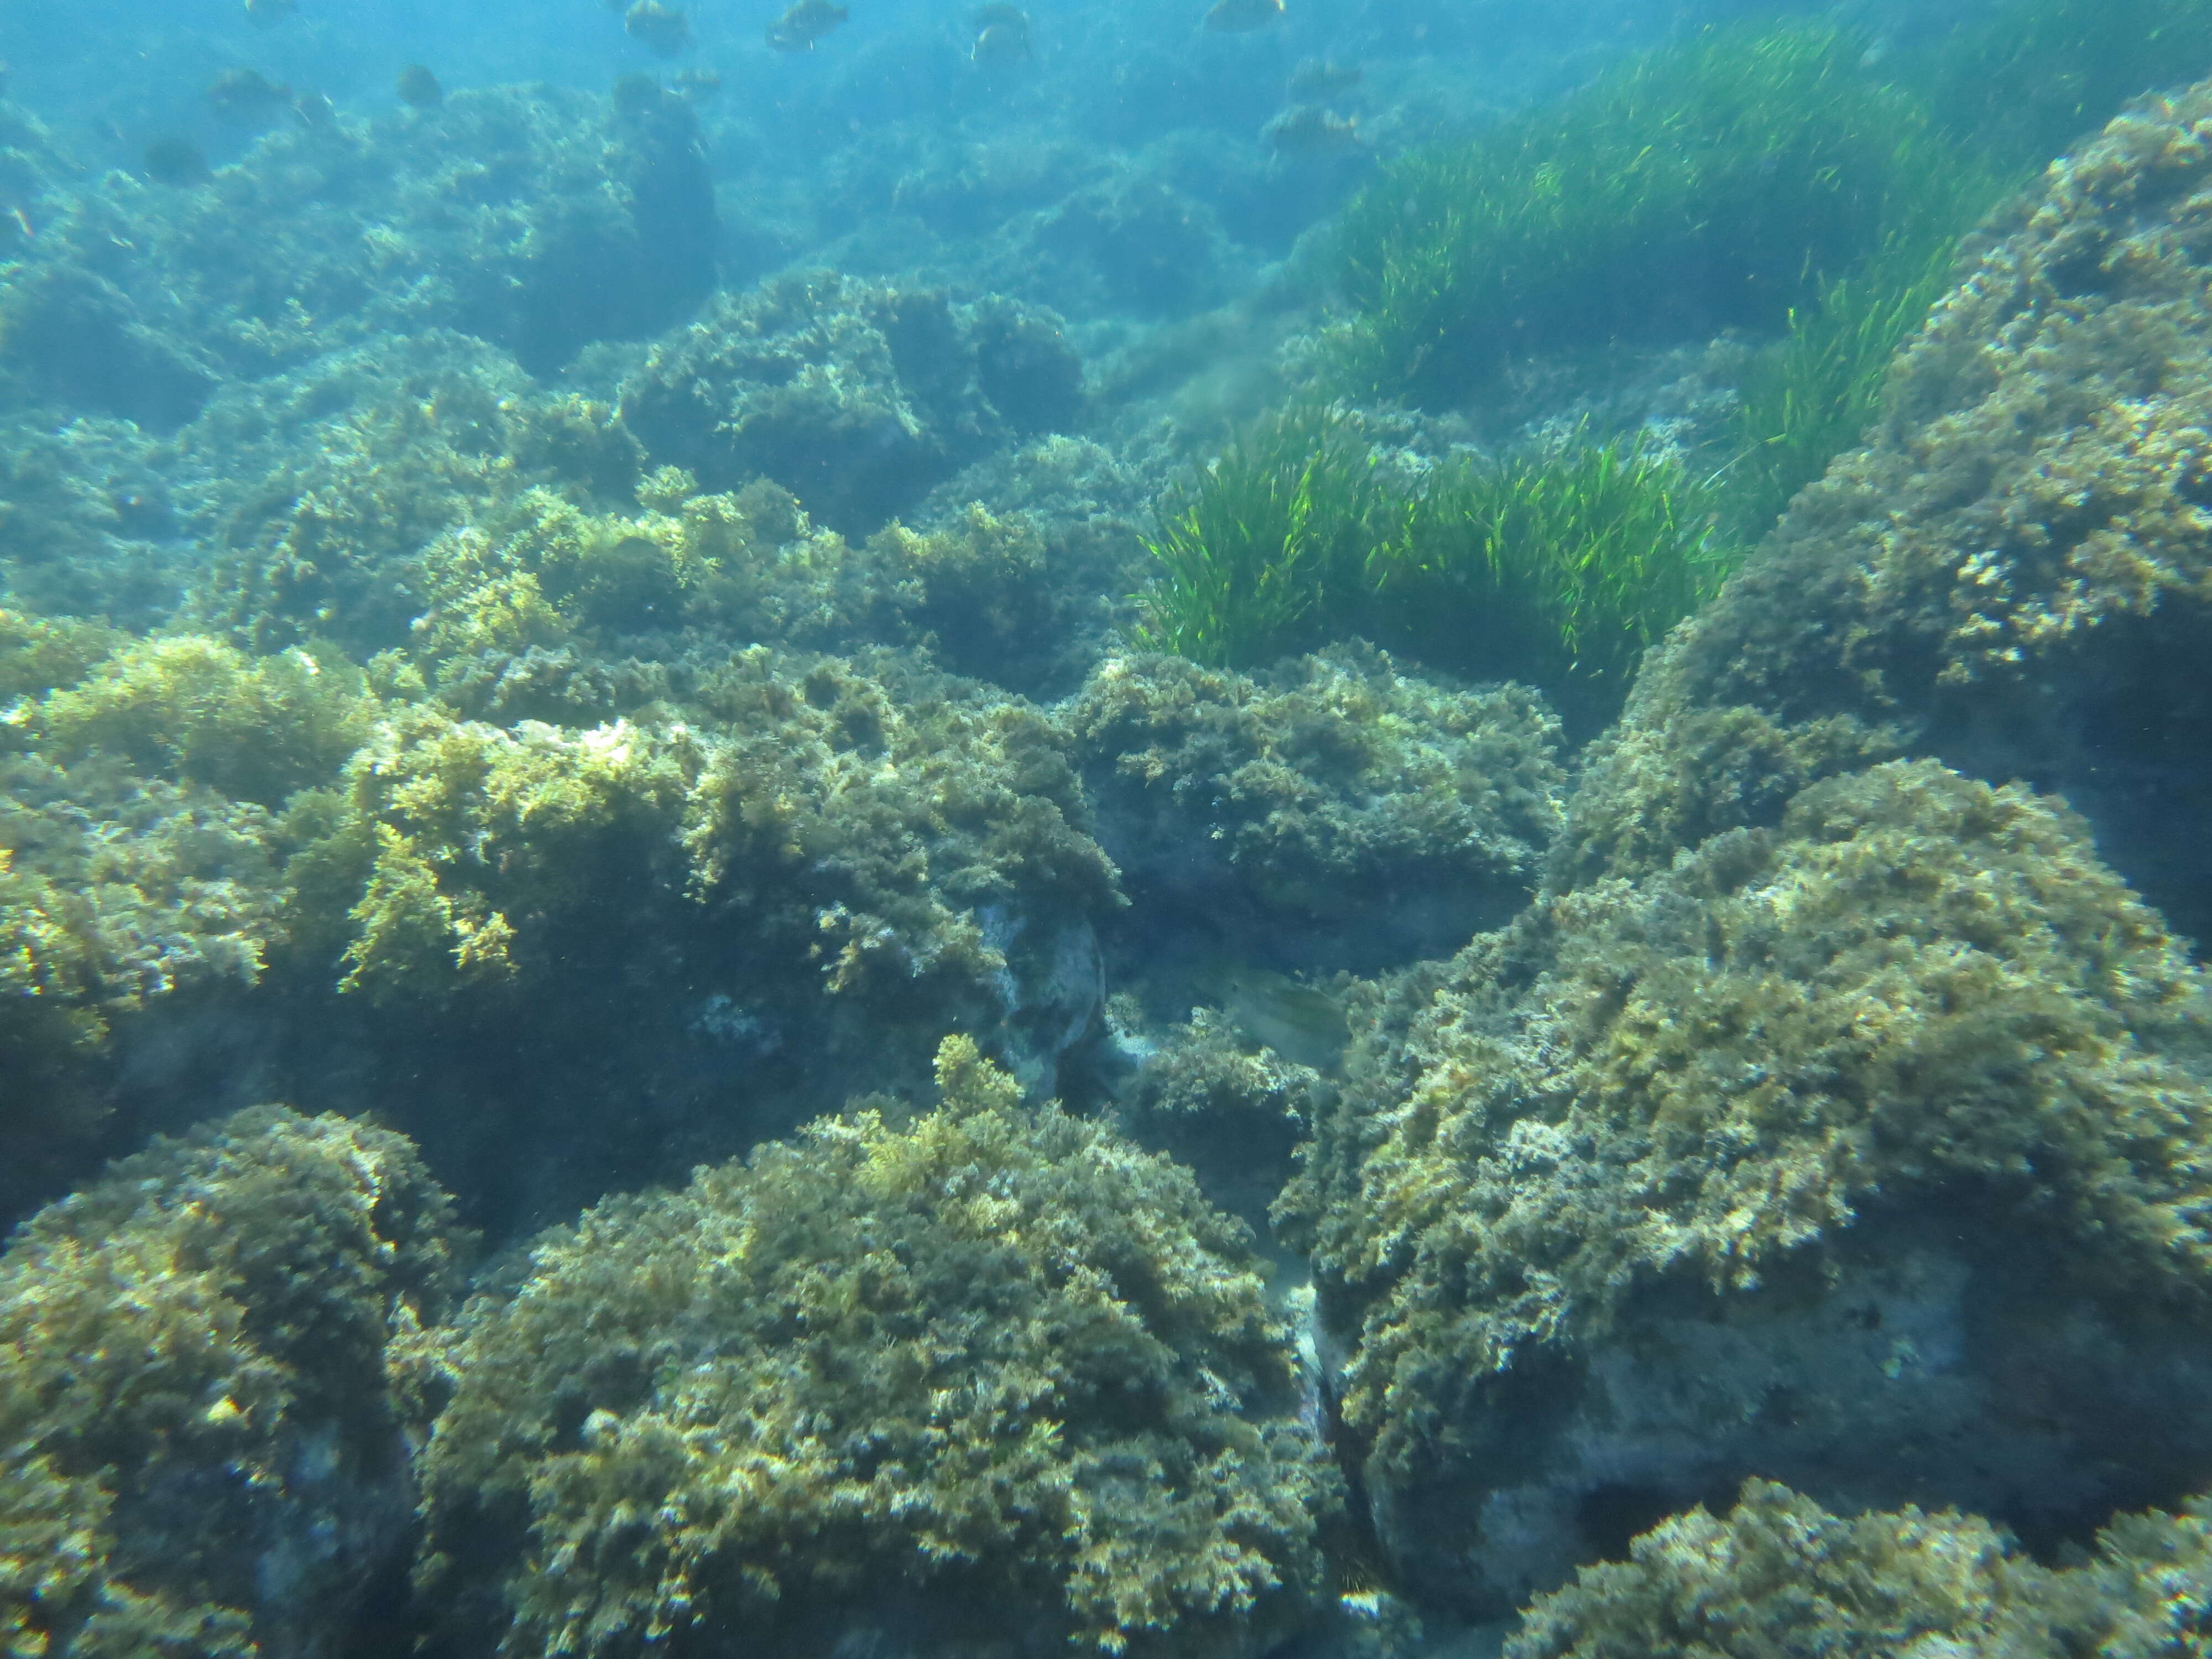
[205,67,294,122]
[291,88,337,128]
[1201,962,1349,1074]
[1262,103,1362,154]
[970,3,1031,62]
[6,206,33,241]
[625,0,694,56]
[143,137,212,186]
[1288,57,1360,99]
[673,65,723,99]
[395,64,444,107]
[243,0,296,22]
[1206,0,1281,32]
[766,0,847,51]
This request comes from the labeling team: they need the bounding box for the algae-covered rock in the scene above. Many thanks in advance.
[864,498,1113,694]
[677,649,1118,1098]
[416,1036,1339,1659]
[36,632,376,807]
[0,608,122,710]
[0,753,285,1211]
[1117,1004,1332,1235]
[1061,647,1565,977]
[298,649,1113,1049]
[279,457,1116,709]
[1510,1478,2212,1659]
[404,474,911,701]
[199,332,643,657]
[619,271,1083,535]
[2,264,217,430]
[1558,76,2212,940]
[1277,79,2212,1620]
[1281,758,2212,1616]
[0,621,343,1220]
[4,82,713,398]
[293,703,696,1006]
[1026,171,1233,316]
[0,1106,462,1659]
[274,648,1117,1230]
[1510,1480,2026,1659]
[901,433,1154,692]
[0,415,196,627]
[887,434,1151,695]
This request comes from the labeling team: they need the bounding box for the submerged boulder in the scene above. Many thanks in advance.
[1556,77,2212,944]
[0,1107,462,1659]
[1511,1478,2212,1659]
[1274,86,2212,1619]
[0,619,338,1226]
[2,81,716,402]
[619,272,1083,535]
[272,648,1119,1236]
[416,1037,1339,1659]
[1061,646,1565,983]
[2,265,217,430]
[1283,760,2212,1616]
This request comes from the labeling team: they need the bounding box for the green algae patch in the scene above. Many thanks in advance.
[1325,20,1964,406]
[1133,405,1406,672]
[0,1106,462,1658]
[297,705,698,1001]
[1511,1478,2212,1659]
[1131,409,1723,718]
[417,1036,1339,1659]
[36,634,375,808]
[1926,0,2212,168]
[1558,71,2212,944]
[1725,199,2007,539]
[1383,431,1729,698]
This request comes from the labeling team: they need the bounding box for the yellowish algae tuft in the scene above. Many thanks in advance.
[416,1036,1339,1659]
[1511,1479,2212,1659]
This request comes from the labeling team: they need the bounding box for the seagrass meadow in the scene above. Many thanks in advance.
[6,0,2212,1655]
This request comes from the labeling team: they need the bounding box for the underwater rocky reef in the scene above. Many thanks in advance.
[9,0,2212,1655]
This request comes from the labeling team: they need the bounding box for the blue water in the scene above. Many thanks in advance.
[6,0,2211,1653]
